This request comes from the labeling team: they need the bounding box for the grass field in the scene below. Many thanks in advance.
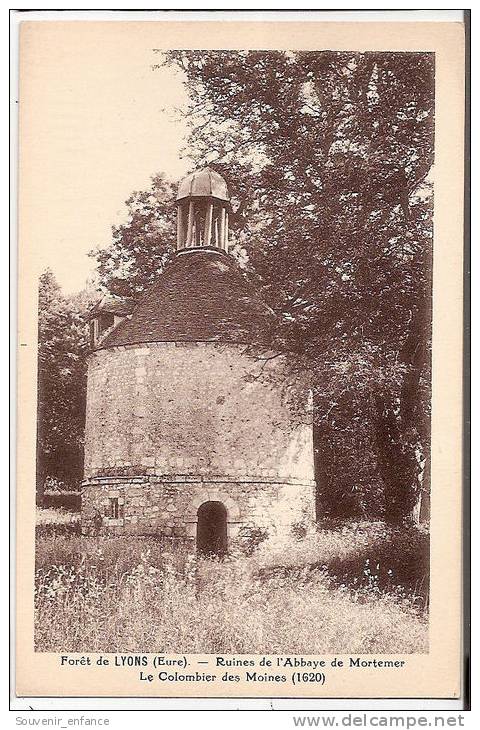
[35,507,429,655]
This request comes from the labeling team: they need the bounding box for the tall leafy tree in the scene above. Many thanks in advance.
[91,174,177,300]
[159,50,434,522]
[36,270,94,502]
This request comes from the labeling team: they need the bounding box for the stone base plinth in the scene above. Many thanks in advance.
[81,474,316,551]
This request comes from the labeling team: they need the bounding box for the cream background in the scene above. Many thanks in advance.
[16,20,465,699]
[17,22,189,293]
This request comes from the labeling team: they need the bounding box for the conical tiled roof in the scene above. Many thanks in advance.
[98,250,274,349]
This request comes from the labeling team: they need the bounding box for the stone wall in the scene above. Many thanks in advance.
[81,475,316,547]
[82,341,316,547]
[84,342,314,483]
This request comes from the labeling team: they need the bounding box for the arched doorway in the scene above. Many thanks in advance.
[196,501,227,556]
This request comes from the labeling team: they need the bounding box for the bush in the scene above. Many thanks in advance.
[291,521,308,541]
[260,521,429,608]
[315,521,430,608]
[42,490,81,512]
[237,525,269,555]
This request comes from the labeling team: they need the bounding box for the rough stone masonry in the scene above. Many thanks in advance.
[82,168,316,552]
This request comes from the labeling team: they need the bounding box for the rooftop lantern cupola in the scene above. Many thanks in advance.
[176,168,230,254]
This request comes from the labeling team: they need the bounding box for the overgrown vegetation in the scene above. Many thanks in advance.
[35,517,428,654]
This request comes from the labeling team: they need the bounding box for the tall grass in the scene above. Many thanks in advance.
[35,523,428,654]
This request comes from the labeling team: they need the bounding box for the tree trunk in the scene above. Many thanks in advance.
[374,299,431,524]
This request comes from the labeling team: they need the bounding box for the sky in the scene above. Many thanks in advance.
[20,23,191,293]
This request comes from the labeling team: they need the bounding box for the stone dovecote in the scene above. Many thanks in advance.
[81,168,316,553]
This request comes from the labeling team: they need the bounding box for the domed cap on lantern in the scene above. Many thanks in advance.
[176,168,230,253]
[176,167,230,203]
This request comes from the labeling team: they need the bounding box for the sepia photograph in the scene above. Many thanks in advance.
[32,40,433,656]
[14,16,466,702]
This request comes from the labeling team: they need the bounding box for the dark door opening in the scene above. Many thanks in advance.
[196,501,227,556]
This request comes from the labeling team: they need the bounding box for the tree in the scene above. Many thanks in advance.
[36,270,94,503]
[91,173,177,300]
[158,50,434,523]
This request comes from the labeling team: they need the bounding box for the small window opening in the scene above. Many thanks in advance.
[107,497,121,519]
[89,320,95,348]
[98,312,115,336]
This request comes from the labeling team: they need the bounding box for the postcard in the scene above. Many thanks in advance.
[15,15,466,702]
